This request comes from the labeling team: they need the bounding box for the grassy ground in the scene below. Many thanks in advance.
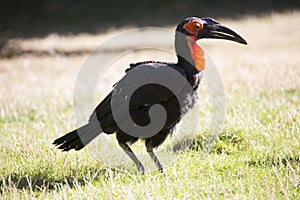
[0,11,299,199]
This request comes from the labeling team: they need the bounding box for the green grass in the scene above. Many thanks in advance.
[1,12,300,199]
[1,88,299,199]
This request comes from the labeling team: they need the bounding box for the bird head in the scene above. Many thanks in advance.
[176,17,247,45]
[175,17,247,71]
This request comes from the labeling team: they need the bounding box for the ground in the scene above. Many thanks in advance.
[0,11,299,199]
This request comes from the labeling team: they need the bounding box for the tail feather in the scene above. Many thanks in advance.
[53,123,102,151]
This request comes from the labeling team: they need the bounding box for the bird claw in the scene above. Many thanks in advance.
[137,165,145,174]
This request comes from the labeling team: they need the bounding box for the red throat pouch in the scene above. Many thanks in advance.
[191,41,205,71]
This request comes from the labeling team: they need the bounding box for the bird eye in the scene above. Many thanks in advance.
[194,23,201,30]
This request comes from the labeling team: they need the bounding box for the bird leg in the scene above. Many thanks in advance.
[146,146,164,173]
[118,142,145,174]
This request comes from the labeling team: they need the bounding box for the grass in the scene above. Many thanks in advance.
[0,11,300,199]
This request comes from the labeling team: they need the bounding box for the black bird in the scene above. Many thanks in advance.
[53,17,247,173]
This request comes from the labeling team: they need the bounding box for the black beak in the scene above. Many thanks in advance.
[198,19,247,45]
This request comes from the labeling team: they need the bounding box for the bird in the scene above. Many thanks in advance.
[53,17,247,173]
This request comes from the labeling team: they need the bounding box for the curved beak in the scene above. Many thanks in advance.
[198,19,247,45]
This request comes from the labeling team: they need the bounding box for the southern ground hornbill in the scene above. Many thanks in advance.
[53,17,247,173]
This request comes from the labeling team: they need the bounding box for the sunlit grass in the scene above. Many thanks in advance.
[0,11,299,199]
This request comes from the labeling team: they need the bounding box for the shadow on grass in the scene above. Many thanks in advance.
[0,44,130,58]
[1,47,92,58]
[172,128,245,154]
[0,166,116,191]
[246,154,300,168]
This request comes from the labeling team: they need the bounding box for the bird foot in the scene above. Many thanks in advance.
[137,165,145,174]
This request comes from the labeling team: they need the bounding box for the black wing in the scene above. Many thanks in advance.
[89,61,190,132]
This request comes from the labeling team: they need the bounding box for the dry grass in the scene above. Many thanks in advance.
[0,11,299,199]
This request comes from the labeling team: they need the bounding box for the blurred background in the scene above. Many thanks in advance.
[1,0,299,58]
[1,0,300,37]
